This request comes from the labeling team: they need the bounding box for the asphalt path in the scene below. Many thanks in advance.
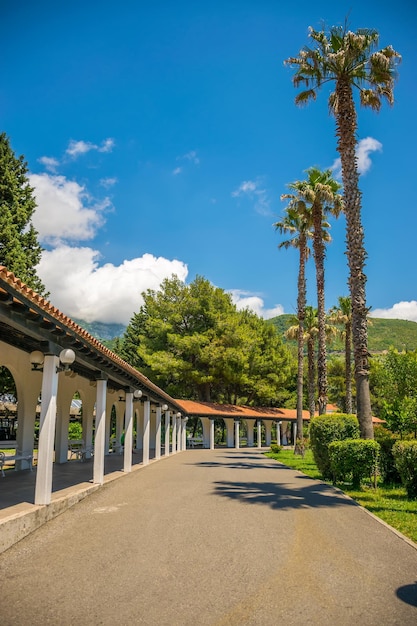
[1,449,417,625]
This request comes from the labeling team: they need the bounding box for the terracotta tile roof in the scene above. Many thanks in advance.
[175,400,310,420]
[0,267,179,407]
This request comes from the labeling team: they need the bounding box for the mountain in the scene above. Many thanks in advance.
[74,315,417,355]
[268,315,417,353]
[73,319,127,342]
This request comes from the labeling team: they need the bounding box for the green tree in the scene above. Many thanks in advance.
[0,133,46,294]
[371,348,417,436]
[286,24,401,438]
[121,275,294,404]
[275,204,312,441]
[283,168,342,414]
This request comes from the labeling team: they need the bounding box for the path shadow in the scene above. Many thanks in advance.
[212,479,356,510]
[396,581,417,607]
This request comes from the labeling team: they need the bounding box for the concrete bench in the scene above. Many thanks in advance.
[0,450,33,477]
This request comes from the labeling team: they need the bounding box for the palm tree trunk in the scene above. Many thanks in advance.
[345,319,352,414]
[335,78,373,438]
[296,237,307,442]
[307,336,315,419]
[312,204,327,414]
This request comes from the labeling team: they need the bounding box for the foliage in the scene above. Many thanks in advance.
[270,444,282,454]
[0,133,46,294]
[392,440,417,498]
[328,439,380,488]
[119,275,295,404]
[370,348,417,435]
[374,425,401,484]
[68,422,83,440]
[309,413,359,479]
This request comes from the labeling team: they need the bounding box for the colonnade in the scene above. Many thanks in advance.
[198,417,296,449]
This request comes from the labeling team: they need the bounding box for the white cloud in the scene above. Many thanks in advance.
[38,156,59,173]
[37,246,189,324]
[29,173,108,244]
[229,289,284,319]
[66,138,115,158]
[331,136,382,177]
[182,150,199,164]
[172,167,182,176]
[99,177,118,188]
[231,178,271,215]
[370,301,417,323]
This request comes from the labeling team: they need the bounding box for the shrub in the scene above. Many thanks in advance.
[392,440,417,498]
[328,439,380,488]
[310,413,359,479]
[270,444,282,454]
[374,425,401,484]
[68,422,83,440]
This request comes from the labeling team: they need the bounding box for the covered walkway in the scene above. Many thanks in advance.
[1,448,416,625]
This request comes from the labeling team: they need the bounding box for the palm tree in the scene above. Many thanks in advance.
[286,307,318,419]
[284,168,343,415]
[285,24,401,438]
[329,296,353,414]
[275,204,311,442]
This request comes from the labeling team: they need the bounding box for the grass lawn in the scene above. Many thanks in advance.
[265,448,417,545]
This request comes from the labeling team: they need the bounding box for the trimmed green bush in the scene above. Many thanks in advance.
[310,413,359,479]
[329,439,380,488]
[392,440,417,498]
[374,425,401,484]
[270,444,282,454]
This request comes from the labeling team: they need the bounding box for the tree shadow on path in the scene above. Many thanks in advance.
[212,477,356,511]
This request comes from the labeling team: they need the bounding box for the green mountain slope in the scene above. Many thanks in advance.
[268,315,417,353]
[74,315,417,355]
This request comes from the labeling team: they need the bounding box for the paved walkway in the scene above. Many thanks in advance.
[1,449,417,625]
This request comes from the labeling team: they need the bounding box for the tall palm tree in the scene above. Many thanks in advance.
[286,307,318,419]
[285,24,401,438]
[329,296,353,414]
[284,168,343,415]
[275,204,311,442]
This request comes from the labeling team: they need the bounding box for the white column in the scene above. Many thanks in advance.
[182,417,188,450]
[276,422,281,446]
[200,417,210,448]
[143,399,150,465]
[93,378,107,484]
[257,420,262,448]
[210,419,215,450]
[176,415,181,451]
[34,354,60,506]
[246,419,256,447]
[164,410,170,456]
[155,406,162,460]
[293,422,297,446]
[264,420,272,446]
[224,418,234,447]
[123,391,134,472]
[234,420,240,450]
[135,403,144,450]
[171,413,177,454]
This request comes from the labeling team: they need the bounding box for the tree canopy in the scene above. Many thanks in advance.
[119,275,295,405]
[0,133,46,294]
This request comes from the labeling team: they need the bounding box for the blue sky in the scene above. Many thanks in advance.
[2,0,416,325]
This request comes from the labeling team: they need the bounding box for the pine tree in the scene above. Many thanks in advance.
[0,132,46,294]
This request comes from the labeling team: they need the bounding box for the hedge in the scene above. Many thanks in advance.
[392,440,417,498]
[310,414,359,479]
[328,439,380,488]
